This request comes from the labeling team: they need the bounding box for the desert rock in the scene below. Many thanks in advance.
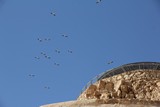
[78,70,160,103]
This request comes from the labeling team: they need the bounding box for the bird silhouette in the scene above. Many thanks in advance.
[41,52,46,56]
[96,0,102,4]
[54,63,60,66]
[48,38,51,41]
[55,49,60,53]
[44,38,51,41]
[34,56,40,59]
[37,38,42,42]
[51,12,56,16]
[45,55,51,59]
[107,61,113,64]
[61,34,68,38]
[68,50,73,53]
[47,56,51,59]
[44,86,50,89]
[29,74,35,77]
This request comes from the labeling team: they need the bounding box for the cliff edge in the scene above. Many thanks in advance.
[41,70,160,107]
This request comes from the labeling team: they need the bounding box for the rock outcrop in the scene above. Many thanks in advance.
[78,70,160,103]
[41,69,160,107]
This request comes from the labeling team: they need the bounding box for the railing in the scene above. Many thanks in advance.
[78,62,160,99]
[78,69,113,98]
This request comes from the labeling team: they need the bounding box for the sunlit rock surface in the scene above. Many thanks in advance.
[41,70,160,107]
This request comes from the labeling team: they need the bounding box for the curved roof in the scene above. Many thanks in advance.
[98,62,160,80]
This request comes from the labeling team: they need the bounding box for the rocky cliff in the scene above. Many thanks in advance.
[78,70,160,103]
[41,70,160,107]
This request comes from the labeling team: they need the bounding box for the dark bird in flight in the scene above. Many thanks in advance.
[37,38,42,42]
[54,63,60,66]
[45,55,51,59]
[41,52,46,56]
[96,0,102,4]
[51,12,56,16]
[29,74,35,77]
[55,49,60,53]
[68,50,73,53]
[34,56,40,59]
[44,86,50,89]
[47,56,51,59]
[44,38,51,41]
[107,61,113,65]
[61,34,68,38]
[41,52,51,59]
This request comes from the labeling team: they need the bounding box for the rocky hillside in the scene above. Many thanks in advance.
[78,70,160,104]
[41,70,160,107]
[41,99,159,107]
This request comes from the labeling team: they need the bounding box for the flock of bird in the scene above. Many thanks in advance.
[30,34,73,90]
[50,0,102,17]
[29,0,113,91]
[37,38,51,42]
[95,0,114,66]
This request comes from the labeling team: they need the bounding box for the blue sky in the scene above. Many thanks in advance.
[0,0,160,107]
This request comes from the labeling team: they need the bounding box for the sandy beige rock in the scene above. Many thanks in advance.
[100,93,111,99]
[120,85,128,93]
[105,82,114,92]
[41,99,160,107]
[93,91,101,99]
[86,85,97,94]
[85,85,97,99]
[156,82,160,87]
[111,92,117,98]
[98,80,106,90]
[116,75,124,80]
[114,80,124,92]
[117,90,122,98]
[79,70,160,103]
[126,93,135,99]
[42,70,160,107]
[146,92,151,99]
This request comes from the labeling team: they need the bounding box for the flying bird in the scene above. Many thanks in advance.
[34,56,40,59]
[107,61,113,65]
[29,74,35,77]
[51,12,56,16]
[47,56,51,59]
[55,49,60,53]
[68,50,73,53]
[96,0,102,4]
[54,63,60,66]
[41,52,46,56]
[37,38,42,42]
[45,55,51,59]
[44,38,51,41]
[44,86,50,89]
[61,34,68,38]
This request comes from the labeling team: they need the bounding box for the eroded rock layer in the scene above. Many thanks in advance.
[78,70,160,102]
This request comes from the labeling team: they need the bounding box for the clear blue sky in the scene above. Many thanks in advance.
[0,0,160,107]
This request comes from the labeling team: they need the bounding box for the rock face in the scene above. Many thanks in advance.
[78,70,160,103]
[40,99,160,107]
[41,70,160,107]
